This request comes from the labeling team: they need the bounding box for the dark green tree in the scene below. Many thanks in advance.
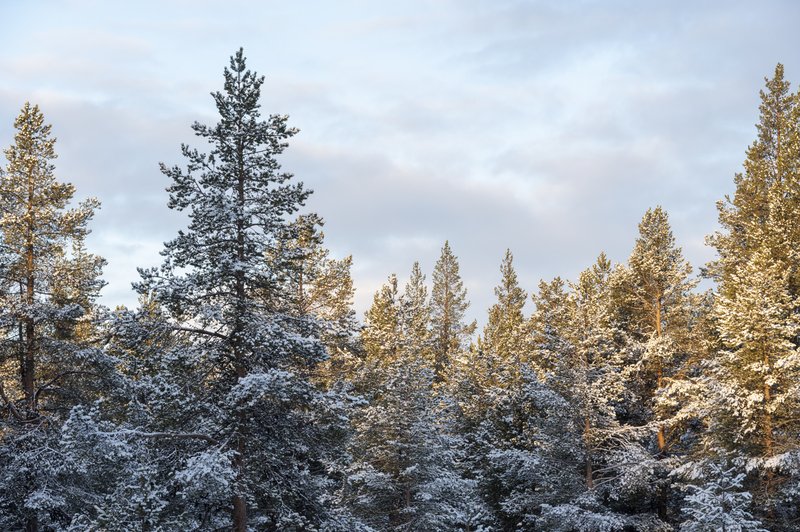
[130,49,353,530]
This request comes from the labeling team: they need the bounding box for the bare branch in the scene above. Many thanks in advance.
[117,429,217,445]
[171,325,229,341]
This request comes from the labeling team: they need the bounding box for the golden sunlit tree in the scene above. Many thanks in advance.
[0,103,106,531]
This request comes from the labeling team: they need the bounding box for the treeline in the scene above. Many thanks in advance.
[1,50,799,531]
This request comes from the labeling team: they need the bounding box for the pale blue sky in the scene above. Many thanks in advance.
[2,1,799,323]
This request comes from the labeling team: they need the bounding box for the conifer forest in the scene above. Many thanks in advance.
[4,48,800,531]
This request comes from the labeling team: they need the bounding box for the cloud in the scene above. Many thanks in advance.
[1,0,799,326]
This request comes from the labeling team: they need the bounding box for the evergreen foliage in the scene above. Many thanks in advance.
[431,241,476,379]
[0,103,112,531]
[110,49,353,530]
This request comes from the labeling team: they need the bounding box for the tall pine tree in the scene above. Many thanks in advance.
[430,241,475,380]
[702,63,800,528]
[0,103,109,531]
[481,249,529,372]
[130,49,352,530]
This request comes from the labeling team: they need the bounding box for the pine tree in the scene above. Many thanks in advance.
[0,103,109,531]
[345,355,491,530]
[0,102,102,413]
[51,239,107,341]
[481,367,585,529]
[620,206,698,520]
[430,241,476,379]
[677,460,767,532]
[481,249,529,373]
[400,261,432,365]
[707,64,800,293]
[529,277,574,377]
[347,273,489,530]
[705,248,800,522]
[269,214,356,327]
[566,254,625,491]
[703,64,800,528]
[128,49,352,530]
[556,255,663,527]
[269,214,360,387]
[452,248,530,487]
[361,274,402,367]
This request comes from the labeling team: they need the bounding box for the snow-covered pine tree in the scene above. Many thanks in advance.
[702,64,800,528]
[551,254,665,529]
[447,249,528,423]
[67,298,180,530]
[346,268,490,530]
[707,64,800,293]
[268,214,361,388]
[565,254,627,492]
[529,276,574,378]
[430,241,476,380]
[345,357,492,531]
[705,247,800,525]
[480,249,529,377]
[618,206,698,520]
[443,250,533,526]
[127,49,354,530]
[269,214,356,330]
[481,366,585,529]
[0,103,111,531]
[361,274,402,370]
[676,459,767,532]
[400,261,433,366]
[624,206,695,431]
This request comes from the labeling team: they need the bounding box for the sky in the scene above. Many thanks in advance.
[1,0,799,326]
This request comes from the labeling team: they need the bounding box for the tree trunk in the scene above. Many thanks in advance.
[17,282,25,398]
[232,436,248,532]
[655,295,666,454]
[23,248,36,412]
[763,348,774,517]
[763,351,773,458]
[231,108,249,532]
[584,415,593,489]
[654,296,668,521]
[22,174,37,412]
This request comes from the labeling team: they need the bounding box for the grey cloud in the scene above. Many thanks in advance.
[2,0,799,326]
